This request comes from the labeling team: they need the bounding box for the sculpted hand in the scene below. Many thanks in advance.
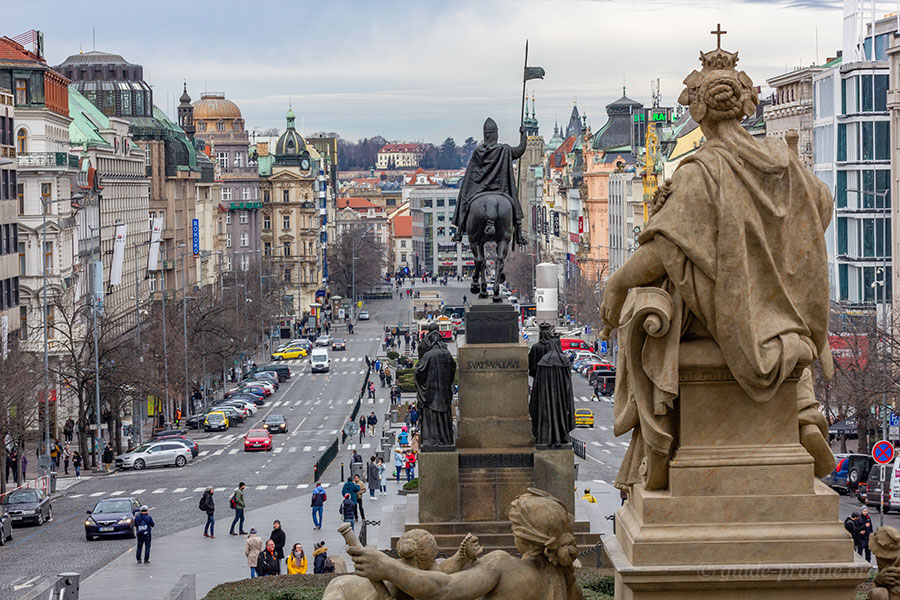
[875,566,900,586]
[459,533,483,561]
[347,545,392,581]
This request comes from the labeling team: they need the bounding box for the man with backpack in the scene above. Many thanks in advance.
[229,482,247,536]
[134,505,154,564]
[311,481,327,530]
[200,487,215,538]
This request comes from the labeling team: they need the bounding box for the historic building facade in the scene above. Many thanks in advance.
[376,143,424,170]
[0,87,20,347]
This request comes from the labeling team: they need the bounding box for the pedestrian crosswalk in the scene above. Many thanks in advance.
[198,441,341,457]
[67,483,327,499]
[576,395,613,404]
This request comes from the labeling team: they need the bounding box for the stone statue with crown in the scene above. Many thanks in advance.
[600,26,871,598]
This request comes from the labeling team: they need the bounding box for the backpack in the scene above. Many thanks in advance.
[229,493,236,510]
[324,557,335,573]
[198,496,206,511]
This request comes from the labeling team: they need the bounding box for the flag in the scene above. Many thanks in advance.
[147,217,163,272]
[109,223,127,287]
[524,66,545,81]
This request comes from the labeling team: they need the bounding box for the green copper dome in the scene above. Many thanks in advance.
[274,106,307,164]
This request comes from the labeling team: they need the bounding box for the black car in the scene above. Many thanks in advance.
[263,414,288,434]
[156,435,199,458]
[229,393,265,406]
[1,488,52,526]
[185,413,206,429]
[331,338,347,351]
[153,429,188,439]
[250,364,291,381]
[85,496,142,540]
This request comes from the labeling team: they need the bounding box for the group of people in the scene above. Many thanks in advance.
[358,412,379,441]
[4,439,85,485]
[345,454,387,530]
[844,507,874,562]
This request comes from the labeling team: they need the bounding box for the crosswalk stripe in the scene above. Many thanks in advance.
[89,492,105,497]
[318,445,327,451]
[591,441,602,447]
[212,449,224,456]
[289,447,297,453]
[303,446,312,452]
[605,442,617,447]
[580,396,589,403]
[152,488,166,494]
[228,449,238,455]
[132,489,146,495]
[274,447,284,454]
[109,490,124,496]
[296,484,309,489]
[193,487,205,492]
[273,401,281,407]
[347,399,353,404]
[322,483,331,488]
[173,487,186,493]
[214,487,226,492]
[598,426,608,431]
[276,485,288,490]
[198,451,208,456]
[593,479,607,484]
[362,443,371,449]
[620,442,629,447]
[256,485,268,490]
[69,494,83,498]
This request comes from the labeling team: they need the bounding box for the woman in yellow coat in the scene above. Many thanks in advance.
[287,543,308,574]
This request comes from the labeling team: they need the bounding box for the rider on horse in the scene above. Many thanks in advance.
[451,118,529,248]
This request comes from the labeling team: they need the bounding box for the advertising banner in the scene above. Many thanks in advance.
[108,223,127,286]
[148,217,163,271]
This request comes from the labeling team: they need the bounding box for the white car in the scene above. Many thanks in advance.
[227,399,258,415]
[115,441,192,471]
[310,348,330,373]
[359,311,370,320]
[242,381,275,394]
[315,335,332,347]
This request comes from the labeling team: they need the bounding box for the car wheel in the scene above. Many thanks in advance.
[133,459,146,470]
[175,455,187,467]
[36,512,44,526]
[849,468,860,484]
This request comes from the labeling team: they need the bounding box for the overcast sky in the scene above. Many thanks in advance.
[9,0,846,143]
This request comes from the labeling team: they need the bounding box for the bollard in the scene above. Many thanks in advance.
[341,462,345,481]
[57,572,80,600]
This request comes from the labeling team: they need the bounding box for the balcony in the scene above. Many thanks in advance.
[17,152,79,169]
[161,228,175,240]
[161,259,176,270]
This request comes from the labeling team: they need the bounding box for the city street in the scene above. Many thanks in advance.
[0,290,407,598]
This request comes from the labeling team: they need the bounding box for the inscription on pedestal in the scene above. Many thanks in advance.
[465,302,518,344]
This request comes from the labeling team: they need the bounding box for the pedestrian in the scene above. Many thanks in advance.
[200,486,215,538]
[311,481,327,530]
[398,426,409,446]
[581,488,597,503]
[269,520,286,562]
[63,443,71,475]
[63,417,74,442]
[368,456,381,500]
[411,429,420,454]
[340,493,356,531]
[384,366,392,387]
[359,414,367,439]
[393,448,404,481]
[102,443,114,472]
[351,449,363,464]
[134,505,154,564]
[256,539,281,576]
[408,406,419,429]
[313,541,333,573]
[404,449,416,482]
[287,543,308,574]
[229,482,247,535]
[245,528,263,578]
[379,368,386,388]
[844,512,861,554]
[859,507,873,562]
[368,381,376,400]
[72,451,81,479]
[354,473,367,520]
[376,457,387,494]
[50,441,59,470]
[374,358,381,373]
[367,412,377,434]
[348,322,354,334]
[5,449,17,483]
[411,337,417,352]
[20,453,26,481]
[591,380,601,401]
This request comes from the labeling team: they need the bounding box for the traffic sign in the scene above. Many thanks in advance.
[891,412,900,427]
[873,439,895,464]
[600,340,608,353]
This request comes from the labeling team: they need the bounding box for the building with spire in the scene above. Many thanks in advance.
[517,93,545,251]
[258,108,324,321]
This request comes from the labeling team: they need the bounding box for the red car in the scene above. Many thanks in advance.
[244,429,272,452]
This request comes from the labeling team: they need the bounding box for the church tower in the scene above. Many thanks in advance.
[178,82,195,139]
[517,92,546,244]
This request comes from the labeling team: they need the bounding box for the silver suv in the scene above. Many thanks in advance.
[116,441,192,471]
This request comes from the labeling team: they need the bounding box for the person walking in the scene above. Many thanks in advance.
[134,505,154,564]
[311,481,327,530]
[844,512,861,554]
[351,449,363,464]
[313,541,332,574]
[404,449,416,482]
[229,482,247,535]
[379,368,386,388]
[354,473,367,520]
[269,520,286,562]
[200,487,216,538]
[367,381,376,400]
[384,366,392,387]
[72,451,81,479]
[408,406,419,429]
[367,456,381,500]
[102,443,114,472]
[256,539,281,576]
[859,507,874,562]
[393,448,404,481]
[359,414,367,440]
[340,493,357,531]
[20,453,26,481]
[376,457,387,494]
[244,528,263,578]
[287,543,308,574]
[63,417,74,442]
[62,443,71,475]
[341,475,359,518]
[398,426,409,446]
[367,412,378,436]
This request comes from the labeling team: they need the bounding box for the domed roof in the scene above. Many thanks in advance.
[58,50,132,66]
[275,107,306,159]
[193,93,242,120]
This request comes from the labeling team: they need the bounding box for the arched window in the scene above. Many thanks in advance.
[16,129,27,153]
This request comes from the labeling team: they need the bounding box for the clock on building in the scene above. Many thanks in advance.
[300,158,310,171]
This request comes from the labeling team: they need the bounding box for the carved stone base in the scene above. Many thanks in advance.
[464,302,518,344]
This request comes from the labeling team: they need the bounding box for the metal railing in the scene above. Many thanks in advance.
[572,436,586,459]
[17,152,79,169]
[314,438,338,482]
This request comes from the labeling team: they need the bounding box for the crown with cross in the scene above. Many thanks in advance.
[701,24,738,70]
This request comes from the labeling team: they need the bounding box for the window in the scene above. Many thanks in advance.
[46,307,54,339]
[875,74,889,112]
[14,79,26,105]
[240,255,249,271]
[198,122,207,132]
[875,121,890,160]
[240,232,249,247]
[282,214,290,230]
[121,91,131,115]
[226,233,232,248]
[17,183,23,214]
[449,197,457,206]
[837,123,847,162]
[437,198,445,207]
[283,242,291,257]
[217,121,225,132]
[225,212,232,225]
[423,198,433,208]
[16,128,26,153]
[263,214,271,230]
[284,268,291,283]
[225,256,232,271]
[234,154,244,168]
[400,240,406,248]
[134,91,144,115]
[239,210,248,224]
[241,187,250,200]
[223,188,232,201]
[18,242,25,274]
[43,241,52,271]
[401,252,407,263]
[19,305,26,340]
[282,190,290,203]
[264,242,271,256]
[216,152,228,171]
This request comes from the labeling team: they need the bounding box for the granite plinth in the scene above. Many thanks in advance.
[464,301,518,344]
[418,449,459,523]
[534,447,576,515]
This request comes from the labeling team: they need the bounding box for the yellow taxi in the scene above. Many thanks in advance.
[204,411,229,432]
[271,346,308,360]
[574,408,594,428]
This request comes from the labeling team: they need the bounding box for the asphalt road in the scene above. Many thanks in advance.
[0,285,418,598]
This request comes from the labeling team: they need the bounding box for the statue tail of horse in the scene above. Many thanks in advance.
[484,218,496,237]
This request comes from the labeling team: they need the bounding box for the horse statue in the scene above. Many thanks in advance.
[466,191,514,302]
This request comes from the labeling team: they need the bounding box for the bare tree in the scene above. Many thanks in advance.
[0,339,43,494]
[327,224,387,300]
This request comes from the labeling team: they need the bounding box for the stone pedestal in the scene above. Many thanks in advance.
[418,450,459,523]
[609,339,870,599]
[464,301,518,344]
[534,447,576,516]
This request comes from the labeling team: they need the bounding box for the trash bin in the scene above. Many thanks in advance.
[375,450,385,463]
[50,471,57,493]
[350,461,365,481]
[390,410,398,424]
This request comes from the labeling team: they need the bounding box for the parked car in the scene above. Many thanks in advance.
[155,434,199,458]
[204,411,229,432]
[228,393,265,406]
[560,338,592,353]
[822,453,876,493]
[213,405,244,424]
[244,429,273,452]
[263,414,288,434]
[866,462,895,512]
[227,384,270,398]
[0,488,51,526]
[250,364,291,381]
[84,496,142,541]
[276,339,312,352]
[152,429,188,439]
[271,346,308,360]
[331,338,347,351]
[315,334,332,347]
[359,311,370,320]
[574,408,594,428]
[0,509,11,545]
[116,441,192,471]
[857,481,868,504]
[248,372,279,389]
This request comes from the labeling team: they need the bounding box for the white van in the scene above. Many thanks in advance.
[310,348,330,373]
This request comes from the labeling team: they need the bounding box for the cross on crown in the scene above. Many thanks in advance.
[700,24,738,70]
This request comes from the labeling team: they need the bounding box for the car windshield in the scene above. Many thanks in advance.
[207,413,225,421]
[93,500,133,514]
[133,444,152,453]
[248,429,269,437]
[3,490,38,504]
[266,415,285,423]
[333,339,345,344]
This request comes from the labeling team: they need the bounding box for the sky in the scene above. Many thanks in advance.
[8,0,849,144]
